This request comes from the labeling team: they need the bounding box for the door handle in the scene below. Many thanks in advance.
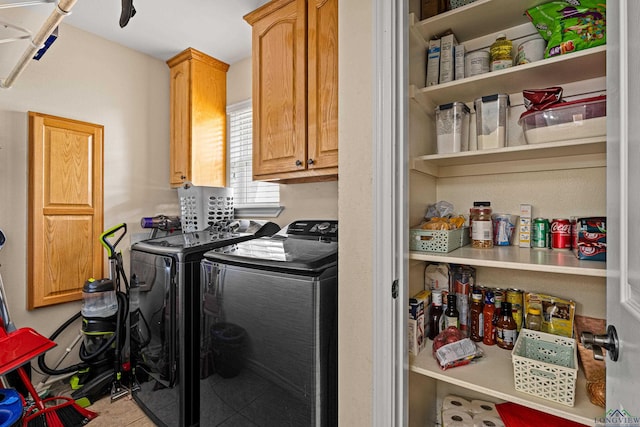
[581,324,619,362]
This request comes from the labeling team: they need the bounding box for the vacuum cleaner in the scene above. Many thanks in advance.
[37,223,146,406]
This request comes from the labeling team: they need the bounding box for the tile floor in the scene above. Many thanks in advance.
[46,381,153,426]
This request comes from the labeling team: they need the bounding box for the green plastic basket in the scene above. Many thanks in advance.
[512,329,578,407]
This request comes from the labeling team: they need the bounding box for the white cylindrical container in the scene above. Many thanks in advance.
[516,38,546,65]
[464,50,490,78]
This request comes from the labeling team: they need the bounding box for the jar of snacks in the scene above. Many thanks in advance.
[472,204,493,248]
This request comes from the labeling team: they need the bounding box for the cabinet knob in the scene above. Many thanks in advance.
[307,158,315,165]
[295,160,303,167]
[180,175,186,180]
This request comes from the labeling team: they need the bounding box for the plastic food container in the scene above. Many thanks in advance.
[474,94,509,150]
[518,95,606,145]
[435,102,471,154]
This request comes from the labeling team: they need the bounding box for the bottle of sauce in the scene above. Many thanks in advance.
[444,294,460,329]
[472,204,493,248]
[495,302,518,350]
[469,290,484,342]
[455,270,470,335]
[428,289,444,340]
[525,307,543,331]
[490,33,513,72]
[482,291,496,346]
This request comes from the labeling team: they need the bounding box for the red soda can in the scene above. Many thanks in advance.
[551,218,572,249]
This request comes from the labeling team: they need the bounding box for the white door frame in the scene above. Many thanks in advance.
[372,0,407,425]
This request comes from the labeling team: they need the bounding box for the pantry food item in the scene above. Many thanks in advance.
[572,216,607,261]
[435,102,470,153]
[421,215,466,230]
[474,94,509,149]
[433,327,483,370]
[489,33,513,71]
[526,0,606,59]
[519,94,606,144]
[524,292,575,338]
[516,37,546,65]
[472,204,493,248]
[465,50,490,78]
[551,218,572,250]
[532,217,550,248]
[495,302,518,350]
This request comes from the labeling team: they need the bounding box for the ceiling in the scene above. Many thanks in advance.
[1,0,271,66]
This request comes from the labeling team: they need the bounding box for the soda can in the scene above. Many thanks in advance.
[551,218,572,249]
[506,288,524,331]
[532,218,549,248]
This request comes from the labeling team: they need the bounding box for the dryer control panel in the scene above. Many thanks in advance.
[284,220,338,241]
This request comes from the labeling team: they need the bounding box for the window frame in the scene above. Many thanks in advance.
[226,100,283,218]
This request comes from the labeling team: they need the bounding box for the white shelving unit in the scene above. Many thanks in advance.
[407,1,607,425]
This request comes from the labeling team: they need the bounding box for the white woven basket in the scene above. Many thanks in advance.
[178,183,234,232]
[512,329,578,407]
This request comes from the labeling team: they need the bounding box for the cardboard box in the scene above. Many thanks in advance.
[519,204,532,247]
[421,0,447,20]
[409,290,431,355]
[572,217,606,261]
[426,38,441,87]
[439,33,458,84]
[454,44,465,80]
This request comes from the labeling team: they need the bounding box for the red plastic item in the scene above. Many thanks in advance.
[496,402,586,427]
[0,327,56,375]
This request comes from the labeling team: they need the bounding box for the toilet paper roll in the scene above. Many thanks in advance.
[469,400,499,418]
[442,409,474,427]
[473,415,505,427]
[442,395,473,414]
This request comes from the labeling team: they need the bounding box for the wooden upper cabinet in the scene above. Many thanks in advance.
[245,0,338,183]
[166,48,230,188]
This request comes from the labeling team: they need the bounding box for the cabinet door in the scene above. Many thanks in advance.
[169,59,191,186]
[308,0,338,170]
[28,112,104,308]
[250,0,307,177]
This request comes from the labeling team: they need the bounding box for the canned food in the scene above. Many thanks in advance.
[551,218,572,249]
[532,217,550,248]
[465,50,490,78]
[516,38,546,65]
[506,288,524,331]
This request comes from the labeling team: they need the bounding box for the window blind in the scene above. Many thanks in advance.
[228,102,280,206]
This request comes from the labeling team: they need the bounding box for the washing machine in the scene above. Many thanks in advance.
[129,220,280,427]
[199,220,338,426]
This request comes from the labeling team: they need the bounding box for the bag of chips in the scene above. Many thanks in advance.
[526,0,606,58]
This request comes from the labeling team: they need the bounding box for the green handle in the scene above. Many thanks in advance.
[100,223,127,258]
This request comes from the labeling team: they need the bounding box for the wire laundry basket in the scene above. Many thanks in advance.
[178,183,234,232]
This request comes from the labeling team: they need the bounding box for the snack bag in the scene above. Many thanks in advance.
[526,1,606,58]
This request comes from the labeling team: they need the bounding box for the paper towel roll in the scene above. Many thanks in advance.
[442,395,472,413]
[473,415,505,427]
[442,409,474,427]
[469,400,499,418]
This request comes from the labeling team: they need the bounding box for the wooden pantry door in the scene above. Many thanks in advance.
[28,112,104,309]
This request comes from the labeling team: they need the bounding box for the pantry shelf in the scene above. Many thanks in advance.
[411,138,606,177]
[410,343,602,426]
[414,0,551,43]
[411,46,606,109]
[409,246,606,277]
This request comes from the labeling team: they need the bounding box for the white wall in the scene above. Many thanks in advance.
[0,14,176,334]
[338,0,374,424]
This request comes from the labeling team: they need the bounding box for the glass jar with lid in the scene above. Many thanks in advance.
[472,204,493,248]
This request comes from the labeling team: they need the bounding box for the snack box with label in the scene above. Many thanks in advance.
[518,95,606,145]
[572,217,606,261]
[409,290,430,355]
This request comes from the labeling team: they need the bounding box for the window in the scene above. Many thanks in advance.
[227,100,282,217]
